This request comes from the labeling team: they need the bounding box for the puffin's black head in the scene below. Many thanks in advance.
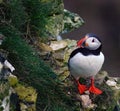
[77,33,102,50]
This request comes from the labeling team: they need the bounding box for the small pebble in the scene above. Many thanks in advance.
[106,80,117,87]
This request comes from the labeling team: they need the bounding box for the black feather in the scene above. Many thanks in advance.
[69,45,102,59]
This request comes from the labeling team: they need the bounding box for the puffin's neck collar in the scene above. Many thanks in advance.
[81,45,102,56]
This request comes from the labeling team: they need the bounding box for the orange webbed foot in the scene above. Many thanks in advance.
[89,78,102,95]
[76,80,88,94]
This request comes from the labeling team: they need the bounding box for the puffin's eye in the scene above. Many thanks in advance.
[92,39,95,42]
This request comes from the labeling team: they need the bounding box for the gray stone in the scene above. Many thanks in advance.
[50,40,67,51]
[106,80,117,87]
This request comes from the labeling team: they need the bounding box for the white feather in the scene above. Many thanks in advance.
[69,52,104,80]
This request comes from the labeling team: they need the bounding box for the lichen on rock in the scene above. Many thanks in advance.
[8,75,37,111]
[13,84,37,111]
[8,74,18,86]
[14,84,37,103]
[63,9,84,33]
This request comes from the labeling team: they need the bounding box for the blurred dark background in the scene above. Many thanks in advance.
[63,0,120,77]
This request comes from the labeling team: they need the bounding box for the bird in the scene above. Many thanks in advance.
[68,33,104,95]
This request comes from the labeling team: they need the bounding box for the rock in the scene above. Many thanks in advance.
[15,84,37,103]
[12,84,37,111]
[58,70,70,81]
[45,14,64,37]
[63,39,77,63]
[4,60,15,72]
[64,47,76,63]
[64,39,77,48]
[8,74,18,86]
[1,95,10,111]
[54,60,64,67]
[52,50,65,61]
[108,77,120,84]
[35,39,77,82]
[63,9,84,33]
[38,39,77,81]
[20,103,27,111]
[20,102,36,111]
[116,78,120,84]
[78,94,96,109]
[7,73,37,111]
[0,81,10,111]
[95,71,108,84]
[56,35,62,41]
[38,42,52,52]
[50,40,67,51]
[106,80,117,87]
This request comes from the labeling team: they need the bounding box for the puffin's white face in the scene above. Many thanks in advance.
[85,37,101,50]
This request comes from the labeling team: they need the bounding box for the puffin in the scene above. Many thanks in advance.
[68,33,104,95]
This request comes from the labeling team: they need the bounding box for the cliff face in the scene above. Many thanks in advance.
[36,37,120,111]
[0,0,120,111]
[0,0,83,110]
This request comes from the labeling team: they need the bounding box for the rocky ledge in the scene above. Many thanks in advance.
[37,38,120,111]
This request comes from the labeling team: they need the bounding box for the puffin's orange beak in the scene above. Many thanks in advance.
[77,36,88,47]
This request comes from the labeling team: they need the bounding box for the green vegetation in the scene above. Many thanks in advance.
[0,26,75,110]
[0,0,75,110]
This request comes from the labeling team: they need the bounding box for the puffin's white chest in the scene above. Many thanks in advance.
[69,52,104,79]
